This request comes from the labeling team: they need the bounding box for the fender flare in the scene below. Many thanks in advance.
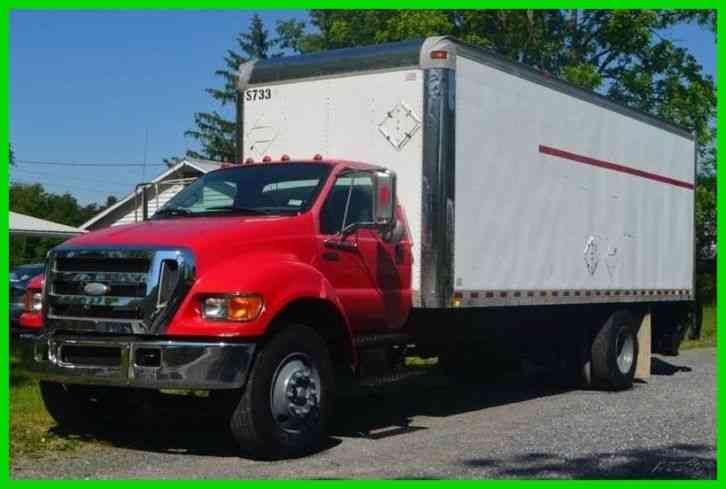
[183,257,357,364]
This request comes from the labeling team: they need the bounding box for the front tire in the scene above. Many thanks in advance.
[229,324,335,459]
[591,310,639,390]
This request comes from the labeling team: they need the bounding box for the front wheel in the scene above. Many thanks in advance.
[229,324,335,459]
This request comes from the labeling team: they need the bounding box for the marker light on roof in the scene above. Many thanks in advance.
[313,154,323,161]
[245,158,255,164]
[262,156,272,162]
[430,50,448,60]
[280,154,290,161]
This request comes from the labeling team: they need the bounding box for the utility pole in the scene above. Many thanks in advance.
[142,128,149,182]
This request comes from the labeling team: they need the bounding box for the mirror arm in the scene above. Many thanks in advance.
[339,222,360,239]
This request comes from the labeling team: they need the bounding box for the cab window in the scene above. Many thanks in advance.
[320,172,374,235]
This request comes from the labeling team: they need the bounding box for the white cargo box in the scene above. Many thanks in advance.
[238,37,695,309]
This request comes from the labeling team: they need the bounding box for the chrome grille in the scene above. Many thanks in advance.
[55,256,150,273]
[44,247,195,335]
[53,281,147,298]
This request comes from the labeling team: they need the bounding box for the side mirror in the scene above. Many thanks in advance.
[373,170,396,233]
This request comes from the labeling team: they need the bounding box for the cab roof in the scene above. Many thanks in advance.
[213,158,385,174]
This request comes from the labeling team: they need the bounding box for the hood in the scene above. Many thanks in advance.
[62,215,311,269]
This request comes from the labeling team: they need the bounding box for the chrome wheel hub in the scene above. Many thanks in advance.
[615,327,635,374]
[270,353,321,433]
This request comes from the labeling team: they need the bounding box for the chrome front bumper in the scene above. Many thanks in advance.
[22,333,255,390]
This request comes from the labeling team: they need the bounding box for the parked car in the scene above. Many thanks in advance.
[9,263,45,332]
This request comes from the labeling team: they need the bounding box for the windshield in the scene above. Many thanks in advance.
[155,163,331,218]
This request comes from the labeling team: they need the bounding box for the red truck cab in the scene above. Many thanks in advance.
[25,158,411,458]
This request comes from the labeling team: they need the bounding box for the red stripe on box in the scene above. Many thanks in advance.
[539,145,694,190]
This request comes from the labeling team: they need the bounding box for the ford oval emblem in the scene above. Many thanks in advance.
[84,282,110,296]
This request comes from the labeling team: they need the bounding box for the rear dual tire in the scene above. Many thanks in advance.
[557,310,638,390]
[590,310,639,390]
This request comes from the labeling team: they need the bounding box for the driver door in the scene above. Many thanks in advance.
[316,172,386,333]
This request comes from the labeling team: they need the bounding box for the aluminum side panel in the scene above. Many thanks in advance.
[454,56,695,292]
[243,69,425,290]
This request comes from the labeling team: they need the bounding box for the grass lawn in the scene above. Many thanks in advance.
[681,304,717,350]
[9,339,86,461]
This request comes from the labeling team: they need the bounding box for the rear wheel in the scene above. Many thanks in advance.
[229,324,334,459]
[591,310,638,390]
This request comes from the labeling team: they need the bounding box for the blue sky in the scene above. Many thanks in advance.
[10,10,716,205]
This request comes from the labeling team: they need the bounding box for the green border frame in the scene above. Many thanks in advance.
[1,3,721,482]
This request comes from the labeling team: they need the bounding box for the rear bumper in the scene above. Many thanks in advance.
[20,333,255,390]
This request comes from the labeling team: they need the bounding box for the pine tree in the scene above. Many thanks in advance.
[184,14,273,162]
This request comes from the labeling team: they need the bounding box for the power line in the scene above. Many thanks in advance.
[17,159,166,168]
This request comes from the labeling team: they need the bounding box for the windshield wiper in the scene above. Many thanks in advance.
[155,207,193,218]
[203,206,272,215]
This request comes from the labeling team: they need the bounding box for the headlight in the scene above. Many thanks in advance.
[202,294,264,322]
[24,290,43,313]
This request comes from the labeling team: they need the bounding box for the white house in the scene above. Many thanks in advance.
[81,158,225,231]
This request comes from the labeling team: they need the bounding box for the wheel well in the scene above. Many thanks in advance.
[265,298,353,369]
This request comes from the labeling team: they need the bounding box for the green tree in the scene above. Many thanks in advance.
[184,13,274,162]
[695,141,716,303]
[104,195,119,208]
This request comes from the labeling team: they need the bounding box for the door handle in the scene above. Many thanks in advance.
[324,238,358,252]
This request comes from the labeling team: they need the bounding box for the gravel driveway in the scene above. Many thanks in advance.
[11,348,716,480]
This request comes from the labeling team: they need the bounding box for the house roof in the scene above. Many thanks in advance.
[80,158,225,230]
[185,159,227,173]
[10,211,85,238]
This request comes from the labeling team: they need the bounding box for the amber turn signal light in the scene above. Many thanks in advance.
[227,295,264,321]
[202,294,264,322]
